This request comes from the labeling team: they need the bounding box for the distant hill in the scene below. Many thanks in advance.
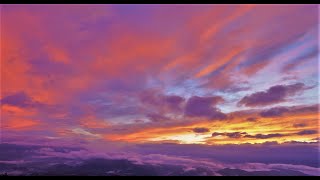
[217,168,310,176]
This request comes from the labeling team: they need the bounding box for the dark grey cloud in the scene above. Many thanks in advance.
[259,104,318,118]
[238,83,307,107]
[296,130,317,135]
[211,129,317,141]
[164,95,185,111]
[147,113,171,122]
[260,107,290,118]
[193,128,210,134]
[293,105,318,114]
[185,96,227,120]
[244,133,285,139]
[293,123,307,128]
[212,132,247,139]
[225,132,247,139]
[211,132,225,137]
[139,90,185,113]
[246,117,258,122]
[0,92,37,108]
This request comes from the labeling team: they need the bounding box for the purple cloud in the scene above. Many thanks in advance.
[147,113,171,122]
[258,104,318,118]
[293,104,319,114]
[185,96,227,120]
[296,130,317,136]
[1,142,320,176]
[1,92,36,108]
[212,132,247,139]
[139,90,185,113]
[193,128,210,134]
[260,107,290,118]
[238,83,306,107]
[211,132,225,137]
[246,117,258,122]
[244,133,285,139]
[211,132,287,140]
[226,132,247,139]
[293,123,307,128]
[164,95,185,111]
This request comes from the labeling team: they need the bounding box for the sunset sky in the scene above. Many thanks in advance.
[0,5,319,175]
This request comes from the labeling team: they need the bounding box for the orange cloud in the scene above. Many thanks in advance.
[195,46,244,78]
[201,5,255,43]
[45,46,70,64]
[1,5,317,147]
[1,105,36,116]
[3,118,39,130]
[102,105,319,145]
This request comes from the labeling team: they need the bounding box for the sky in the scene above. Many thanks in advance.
[0,4,319,176]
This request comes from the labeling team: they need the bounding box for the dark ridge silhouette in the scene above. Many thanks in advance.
[0,173,8,176]
[217,168,310,176]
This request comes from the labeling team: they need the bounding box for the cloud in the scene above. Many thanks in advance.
[132,142,320,168]
[259,104,318,118]
[211,131,287,140]
[1,5,319,155]
[80,116,109,129]
[164,95,185,111]
[238,83,307,107]
[296,130,317,135]
[260,107,290,118]
[146,113,171,122]
[293,104,319,114]
[138,93,248,124]
[246,117,258,122]
[71,128,102,138]
[193,128,210,134]
[1,142,320,176]
[211,132,225,137]
[225,132,247,139]
[212,132,247,139]
[260,141,279,145]
[185,96,227,120]
[139,90,185,113]
[0,92,38,108]
[293,123,307,128]
[211,131,289,140]
[3,118,39,130]
[244,133,285,139]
